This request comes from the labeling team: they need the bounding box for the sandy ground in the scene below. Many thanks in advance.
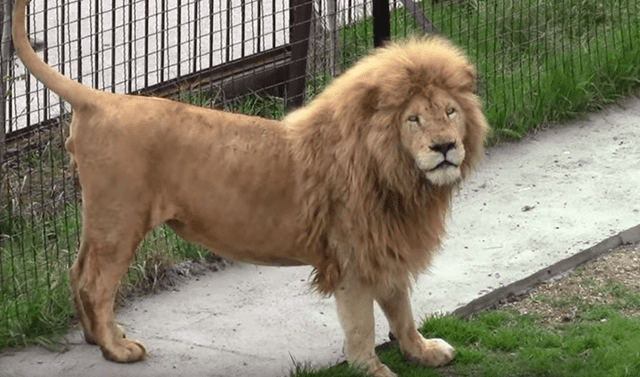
[1,96,639,377]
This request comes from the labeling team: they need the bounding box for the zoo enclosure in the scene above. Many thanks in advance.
[1,0,640,349]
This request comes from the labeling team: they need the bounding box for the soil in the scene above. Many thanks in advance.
[500,242,640,324]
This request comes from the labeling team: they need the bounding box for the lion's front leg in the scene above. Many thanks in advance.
[334,275,397,377]
[375,286,455,368]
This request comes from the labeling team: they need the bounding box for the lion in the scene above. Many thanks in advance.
[13,0,488,375]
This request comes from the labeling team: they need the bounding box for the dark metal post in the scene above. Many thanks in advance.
[373,0,390,47]
[0,0,12,239]
[287,0,312,110]
[1,0,12,181]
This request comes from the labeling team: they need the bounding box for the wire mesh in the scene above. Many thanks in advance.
[1,0,639,348]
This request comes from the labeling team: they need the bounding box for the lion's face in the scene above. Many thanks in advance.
[400,88,467,186]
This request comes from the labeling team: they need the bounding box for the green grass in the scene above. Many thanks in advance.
[291,309,640,377]
[225,92,287,119]
[176,91,288,119]
[0,203,79,351]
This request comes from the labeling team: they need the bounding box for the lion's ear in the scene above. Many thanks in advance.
[360,86,380,114]
[338,85,379,118]
[461,64,478,94]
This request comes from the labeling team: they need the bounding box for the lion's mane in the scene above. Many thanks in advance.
[285,36,489,295]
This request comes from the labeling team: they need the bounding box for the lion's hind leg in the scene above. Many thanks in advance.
[70,205,151,362]
[375,286,455,368]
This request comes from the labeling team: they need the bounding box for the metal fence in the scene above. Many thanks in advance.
[1,0,640,348]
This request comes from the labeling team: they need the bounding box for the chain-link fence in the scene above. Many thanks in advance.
[1,0,639,349]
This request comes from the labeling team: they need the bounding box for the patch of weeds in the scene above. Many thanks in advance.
[0,207,78,351]
[116,250,180,307]
[539,294,581,308]
[305,72,334,102]
[225,93,287,119]
[581,276,597,288]
[175,90,220,108]
[177,90,287,120]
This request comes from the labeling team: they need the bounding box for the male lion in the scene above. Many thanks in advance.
[13,0,488,375]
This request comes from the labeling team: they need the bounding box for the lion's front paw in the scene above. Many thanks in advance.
[101,337,148,363]
[405,337,455,367]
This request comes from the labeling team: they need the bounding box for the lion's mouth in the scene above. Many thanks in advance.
[429,160,457,172]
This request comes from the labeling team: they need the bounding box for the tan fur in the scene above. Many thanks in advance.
[13,0,488,375]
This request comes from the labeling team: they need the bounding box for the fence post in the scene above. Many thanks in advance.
[0,0,12,238]
[373,0,390,47]
[287,0,312,110]
[1,0,11,183]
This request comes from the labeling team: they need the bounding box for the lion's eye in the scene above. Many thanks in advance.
[446,107,457,120]
[407,115,419,123]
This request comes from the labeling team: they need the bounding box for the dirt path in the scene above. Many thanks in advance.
[1,96,640,377]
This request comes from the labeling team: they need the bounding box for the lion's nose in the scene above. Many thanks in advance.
[430,142,456,155]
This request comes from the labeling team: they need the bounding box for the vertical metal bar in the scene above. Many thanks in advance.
[373,0,390,47]
[59,0,67,121]
[77,0,83,84]
[241,0,245,58]
[362,0,367,55]
[0,0,12,161]
[145,0,150,88]
[94,0,100,88]
[326,0,338,76]
[111,0,116,92]
[271,0,276,49]
[257,0,262,53]
[42,0,50,119]
[161,0,166,83]
[209,1,214,67]
[225,0,231,62]
[127,1,133,92]
[193,0,198,73]
[177,0,182,77]
[25,7,31,127]
[287,0,312,109]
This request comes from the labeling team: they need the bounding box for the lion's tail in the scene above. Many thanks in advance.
[12,0,98,107]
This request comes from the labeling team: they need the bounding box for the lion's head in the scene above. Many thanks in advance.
[285,36,490,293]
[400,88,468,186]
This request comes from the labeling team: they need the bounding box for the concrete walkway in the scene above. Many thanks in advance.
[2,96,640,377]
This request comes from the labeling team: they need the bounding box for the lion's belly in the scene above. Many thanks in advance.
[212,249,308,266]
[165,207,312,267]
